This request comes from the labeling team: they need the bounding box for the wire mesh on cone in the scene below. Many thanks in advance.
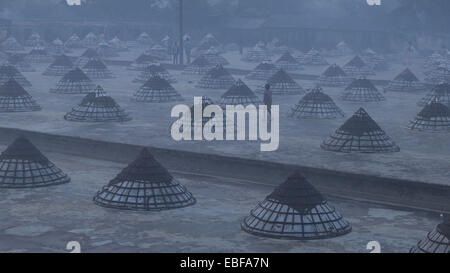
[245,61,278,81]
[147,44,169,60]
[201,50,229,66]
[76,48,101,67]
[241,171,351,240]
[128,53,157,71]
[183,55,214,75]
[6,54,35,72]
[64,85,131,122]
[25,47,53,64]
[65,34,82,49]
[256,69,305,95]
[25,33,46,48]
[0,136,70,188]
[0,78,41,112]
[290,87,345,119]
[423,52,446,72]
[50,68,96,94]
[242,43,272,63]
[317,64,352,87]
[342,78,385,102]
[418,83,450,107]
[1,37,24,51]
[274,52,303,71]
[361,48,388,71]
[299,49,329,65]
[82,58,115,79]
[93,148,196,211]
[343,56,375,78]
[133,64,176,84]
[424,66,450,84]
[0,64,32,87]
[384,68,424,92]
[408,102,450,132]
[134,76,183,103]
[43,55,74,76]
[193,34,223,56]
[219,79,261,107]
[196,65,235,89]
[321,107,400,153]
[82,32,98,48]
[410,215,450,253]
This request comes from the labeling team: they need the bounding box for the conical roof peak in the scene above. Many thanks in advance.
[0,78,29,97]
[93,147,195,211]
[268,69,295,84]
[143,75,172,89]
[346,78,377,90]
[241,170,352,239]
[51,54,73,67]
[345,55,367,68]
[277,51,297,63]
[0,136,70,188]
[109,148,173,185]
[191,55,211,66]
[339,108,382,136]
[411,214,450,253]
[80,86,116,106]
[291,87,344,119]
[83,58,107,69]
[267,171,325,213]
[0,136,48,163]
[0,64,20,75]
[222,79,255,97]
[394,68,419,82]
[81,48,99,58]
[437,215,450,238]
[433,82,450,94]
[206,65,230,78]
[255,62,276,70]
[135,53,156,64]
[418,102,450,118]
[62,68,90,81]
[144,63,165,72]
[29,48,48,54]
[323,63,346,77]
[322,107,399,153]
[302,87,333,102]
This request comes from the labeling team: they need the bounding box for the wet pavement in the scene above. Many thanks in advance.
[0,150,440,253]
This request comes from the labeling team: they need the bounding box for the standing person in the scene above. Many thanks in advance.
[239,35,243,56]
[184,36,192,64]
[173,42,179,65]
[263,83,272,114]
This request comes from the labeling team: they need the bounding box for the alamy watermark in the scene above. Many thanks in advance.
[366,0,381,6]
[170,97,279,152]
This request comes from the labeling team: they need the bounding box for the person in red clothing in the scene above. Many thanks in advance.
[263,83,272,114]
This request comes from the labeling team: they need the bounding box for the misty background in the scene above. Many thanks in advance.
[0,0,449,52]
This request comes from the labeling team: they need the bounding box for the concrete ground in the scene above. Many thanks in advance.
[0,149,441,253]
[2,47,448,186]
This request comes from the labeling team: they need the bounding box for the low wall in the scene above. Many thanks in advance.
[0,126,448,213]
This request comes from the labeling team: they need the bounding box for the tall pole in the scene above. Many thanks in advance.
[179,0,184,65]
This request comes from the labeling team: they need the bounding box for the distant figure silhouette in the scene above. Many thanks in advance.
[263,83,272,114]
[184,37,192,64]
[173,42,179,65]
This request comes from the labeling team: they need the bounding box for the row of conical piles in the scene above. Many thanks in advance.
[0,135,446,252]
[2,60,450,136]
